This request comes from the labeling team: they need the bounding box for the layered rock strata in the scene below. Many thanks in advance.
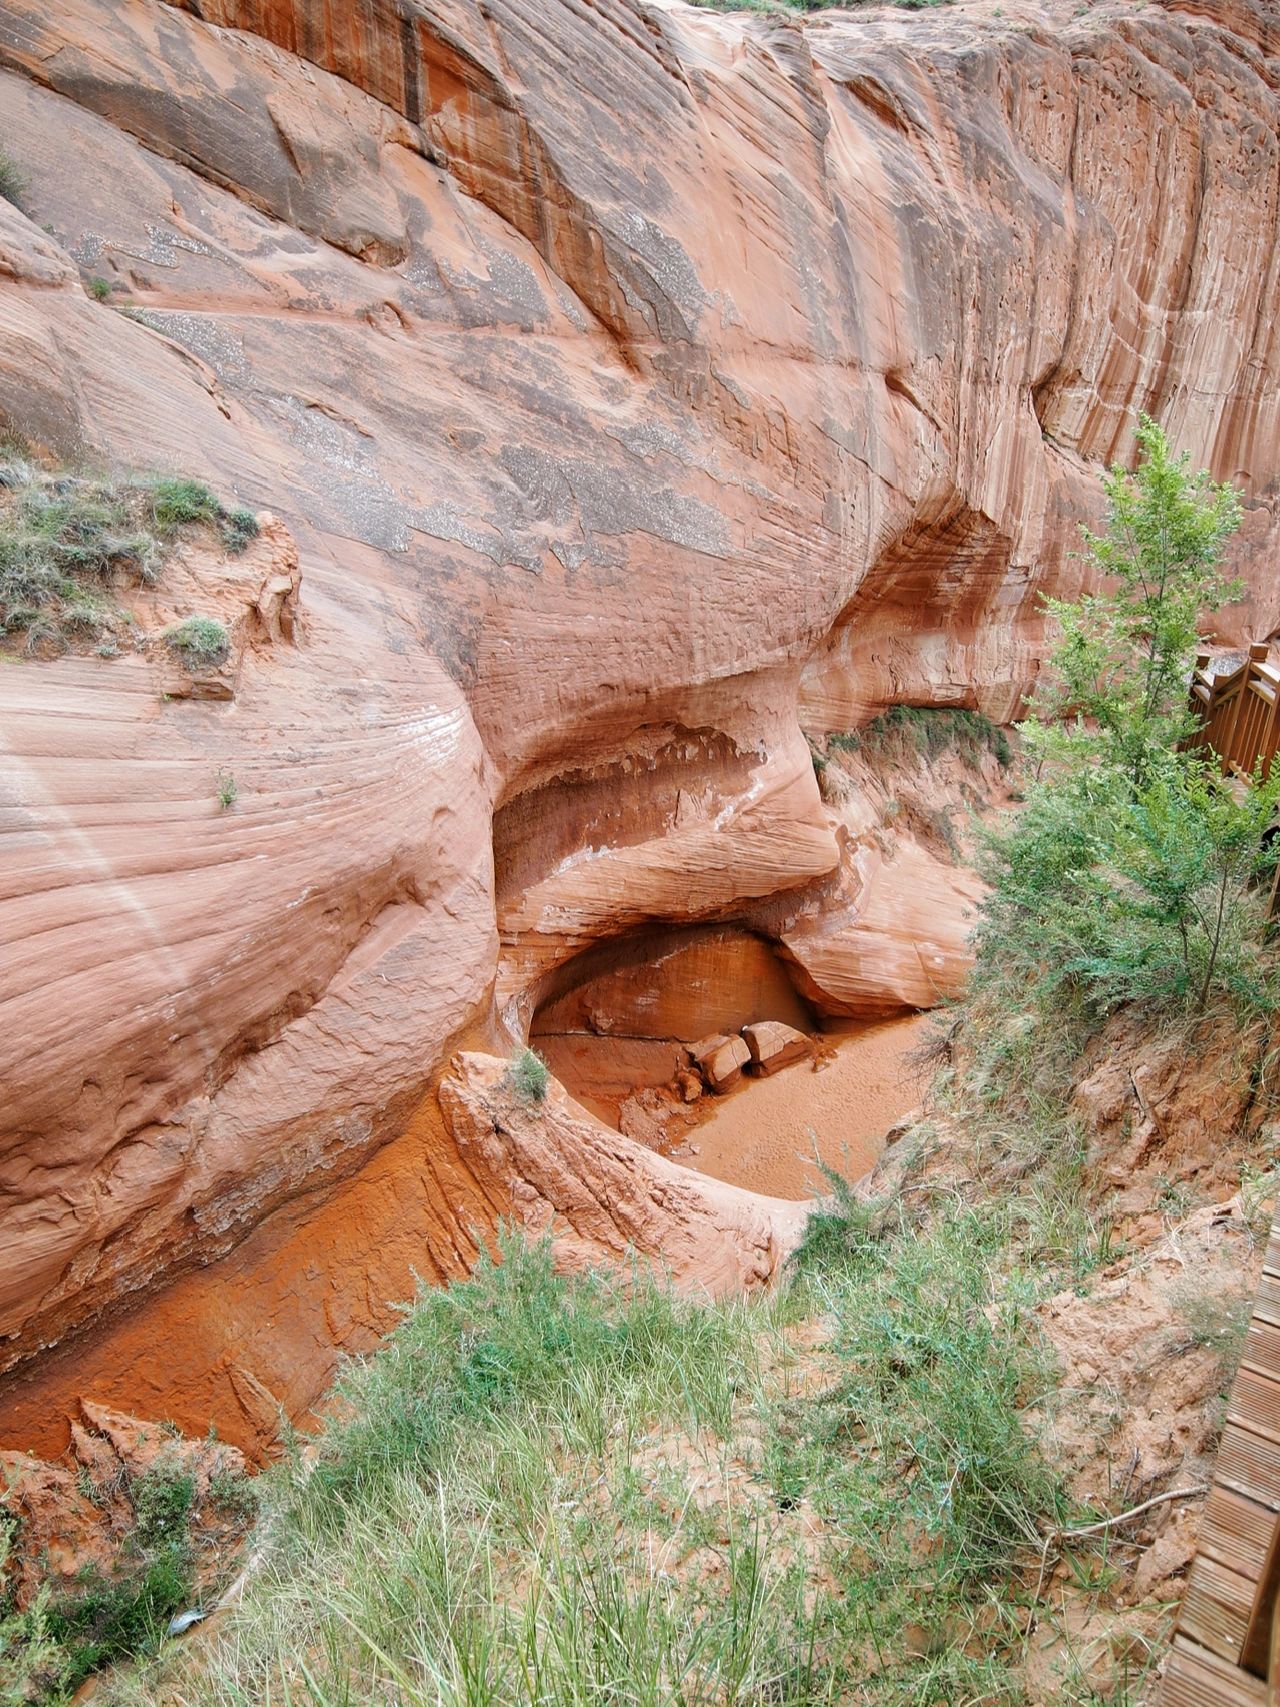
[2,0,1279,1447]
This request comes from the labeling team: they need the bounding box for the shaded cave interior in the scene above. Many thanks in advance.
[528,923,821,1128]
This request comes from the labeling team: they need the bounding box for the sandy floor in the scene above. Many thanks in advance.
[669,1014,935,1200]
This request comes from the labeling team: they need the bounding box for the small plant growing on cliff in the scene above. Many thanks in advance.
[165,615,229,670]
[150,477,220,533]
[87,275,112,302]
[215,768,238,810]
[219,505,259,554]
[508,1045,550,1104]
[0,449,257,656]
[130,1462,195,1549]
[827,706,1012,771]
[0,150,27,206]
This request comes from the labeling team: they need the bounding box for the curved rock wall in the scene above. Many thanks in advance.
[1,0,1279,1445]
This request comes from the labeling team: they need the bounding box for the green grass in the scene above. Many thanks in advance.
[827,705,1013,770]
[506,1045,550,1104]
[165,616,229,670]
[0,451,256,656]
[0,151,26,207]
[98,1218,1071,1707]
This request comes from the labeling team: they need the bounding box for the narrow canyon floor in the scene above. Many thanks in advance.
[5,999,1276,1707]
[667,1017,934,1200]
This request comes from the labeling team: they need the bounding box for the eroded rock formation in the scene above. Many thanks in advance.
[439,1052,807,1294]
[2,0,1279,1448]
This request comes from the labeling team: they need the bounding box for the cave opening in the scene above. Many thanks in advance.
[527,922,929,1199]
[529,922,816,1123]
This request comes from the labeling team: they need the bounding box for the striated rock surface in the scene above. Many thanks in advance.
[439,1053,808,1294]
[2,0,1280,1447]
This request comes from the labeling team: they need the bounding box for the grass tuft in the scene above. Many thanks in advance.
[0,448,257,657]
[0,150,27,207]
[165,616,229,670]
[827,705,1012,770]
[507,1044,550,1104]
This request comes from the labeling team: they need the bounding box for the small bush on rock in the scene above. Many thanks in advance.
[507,1045,550,1104]
[219,506,259,555]
[0,448,255,657]
[165,616,229,670]
[150,478,221,533]
[828,705,1011,771]
[0,150,27,206]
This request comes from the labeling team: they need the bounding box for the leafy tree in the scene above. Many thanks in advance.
[974,417,1276,1021]
[1026,413,1242,782]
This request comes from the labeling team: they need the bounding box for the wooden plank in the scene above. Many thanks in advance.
[1216,1423,1280,1511]
[1179,1556,1258,1662]
[1241,1516,1280,1677]
[1228,1366,1280,1446]
[1197,1487,1277,1581]
[1250,1275,1280,1328]
[1162,1636,1267,1707]
[1242,1317,1280,1375]
[1262,1224,1280,1280]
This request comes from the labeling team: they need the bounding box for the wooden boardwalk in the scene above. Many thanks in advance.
[1161,1216,1280,1703]
[1190,644,1280,784]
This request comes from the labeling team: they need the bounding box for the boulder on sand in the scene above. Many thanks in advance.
[688,1034,731,1070]
[741,1021,811,1076]
[703,1036,750,1093]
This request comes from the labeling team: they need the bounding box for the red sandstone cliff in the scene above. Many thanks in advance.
[1,0,1278,1449]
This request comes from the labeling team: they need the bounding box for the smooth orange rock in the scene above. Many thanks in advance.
[704,1037,751,1095]
[1,0,1279,1449]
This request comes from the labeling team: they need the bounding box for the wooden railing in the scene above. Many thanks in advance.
[1190,643,1280,782]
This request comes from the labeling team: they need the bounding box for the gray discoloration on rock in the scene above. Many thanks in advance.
[408,502,543,574]
[114,223,214,270]
[269,394,411,552]
[607,420,693,465]
[500,444,729,556]
[134,310,252,385]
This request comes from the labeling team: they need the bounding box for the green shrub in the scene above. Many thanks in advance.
[218,506,259,555]
[0,151,26,206]
[130,1463,195,1550]
[88,275,112,302]
[215,768,238,811]
[0,450,256,655]
[149,478,221,533]
[165,615,229,670]
[507,1044,550,1104]
[43,1549,193,1694]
